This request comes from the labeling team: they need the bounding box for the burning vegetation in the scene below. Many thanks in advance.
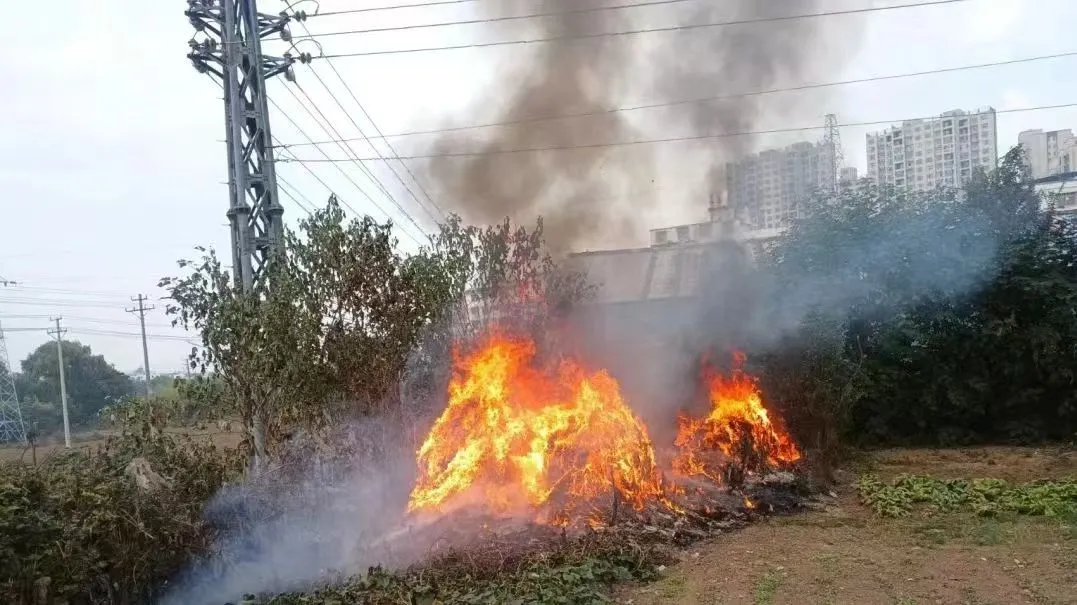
[407,331,802,531]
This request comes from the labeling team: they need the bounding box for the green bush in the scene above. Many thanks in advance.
[0,411,241,604]
[760,147,1077,447]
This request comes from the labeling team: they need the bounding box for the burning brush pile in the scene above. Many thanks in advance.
[393,331,807,569]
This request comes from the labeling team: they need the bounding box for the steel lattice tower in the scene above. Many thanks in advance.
[0,322,27,444]
[186,0,294,291]
[823,113,844,189]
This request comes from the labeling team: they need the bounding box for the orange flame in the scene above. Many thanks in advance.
[673,352,800,481]
[408,332,666,521]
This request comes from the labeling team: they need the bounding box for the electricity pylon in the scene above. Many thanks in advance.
[823,113,844,190]
[186,0,295,292]
[0,322,27,444]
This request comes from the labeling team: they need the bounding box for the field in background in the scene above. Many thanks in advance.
[0,424,244,463]
[619,447,1077,605]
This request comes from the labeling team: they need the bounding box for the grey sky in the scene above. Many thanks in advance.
[1,0,1075,373]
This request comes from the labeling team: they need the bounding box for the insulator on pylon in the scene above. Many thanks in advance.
[284,66,296,82]
[280,25,292,42]
[298,52,313,64]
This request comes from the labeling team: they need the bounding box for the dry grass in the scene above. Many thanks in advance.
[0,425,244,463]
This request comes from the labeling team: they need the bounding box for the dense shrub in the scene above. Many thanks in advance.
[0,406,241,604]
[760,147,1077,447]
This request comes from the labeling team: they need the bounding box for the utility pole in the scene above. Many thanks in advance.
[0,321,27,444]
[127,295,155,397]
[47,318,71,448]
[187,0,294,465]
[186,0,294,292]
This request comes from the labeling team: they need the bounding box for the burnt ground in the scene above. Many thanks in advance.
[616,446,1077,605]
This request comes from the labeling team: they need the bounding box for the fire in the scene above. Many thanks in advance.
[408,332,666,521]
[673,352,800,482]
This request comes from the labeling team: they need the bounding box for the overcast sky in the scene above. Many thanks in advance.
[1,0,1075,373]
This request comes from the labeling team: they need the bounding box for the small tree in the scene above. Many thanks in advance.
[161,198,469,465]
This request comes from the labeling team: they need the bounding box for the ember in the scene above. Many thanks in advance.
[408,333,800,526]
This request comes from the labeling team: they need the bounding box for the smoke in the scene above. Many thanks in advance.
[159,417,427,604]
[427,0,860,252]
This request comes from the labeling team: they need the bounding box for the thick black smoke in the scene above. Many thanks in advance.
[427,0,861,252]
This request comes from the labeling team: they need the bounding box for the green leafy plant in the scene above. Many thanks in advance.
[857,473,1077,518]
[0,403,242,603]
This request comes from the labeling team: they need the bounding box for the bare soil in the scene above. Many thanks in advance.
[617,446,1077,605]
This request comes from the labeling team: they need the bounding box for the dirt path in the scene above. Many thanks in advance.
[618,447,1077,605]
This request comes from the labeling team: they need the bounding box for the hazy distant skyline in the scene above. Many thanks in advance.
[2,0,1076,371]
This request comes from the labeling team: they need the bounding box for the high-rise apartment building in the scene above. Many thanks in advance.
[725,140,837,230]
[1018,128,1076,179]
[866,108,998,192]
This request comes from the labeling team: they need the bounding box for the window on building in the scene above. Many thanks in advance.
[697,222,712,239]
[676,226,690,242]
[655,230,668,244]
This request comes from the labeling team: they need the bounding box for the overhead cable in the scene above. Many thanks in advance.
[299,66,444,223]
[280,82,434,242]
[303,0,700,37]
[317,0,976,58]
[279,50,1077,147]
[279,102,1077,161]
[267,90,428,246]
[313,0,480,17]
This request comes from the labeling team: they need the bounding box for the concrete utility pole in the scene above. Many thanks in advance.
[127,295,155,397]
[47,318,71,448]
[186,0,294,292]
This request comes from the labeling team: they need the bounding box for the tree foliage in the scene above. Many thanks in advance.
[14,340,135,434]
[761,147,1077,446]
[161,199,587,463]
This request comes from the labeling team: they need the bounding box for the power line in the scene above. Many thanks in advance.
[277,175,315,215]
[289,80,436,227]
[0,296,135,308]
[271,84,402,221]
[318,0,976,58]
[0,314,174,329]
[279,50,1077,147]
[269,85,430,245]
[69,328,193,342]
[291,33,447,221]
[280,102,1077,161]
[271,99,423,245]
[304,0,699,37]
[0,284,135,299]
[313,0,481,17]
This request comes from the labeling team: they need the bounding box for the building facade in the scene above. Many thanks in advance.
[866,108,998,192]
[725,140,837,231]
[1034,172,1077,221]
[1018,128,1076,179]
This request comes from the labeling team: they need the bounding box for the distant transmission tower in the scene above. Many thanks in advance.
[823,113,844,189]
[186,0,295,292]
[0,322,27,444]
